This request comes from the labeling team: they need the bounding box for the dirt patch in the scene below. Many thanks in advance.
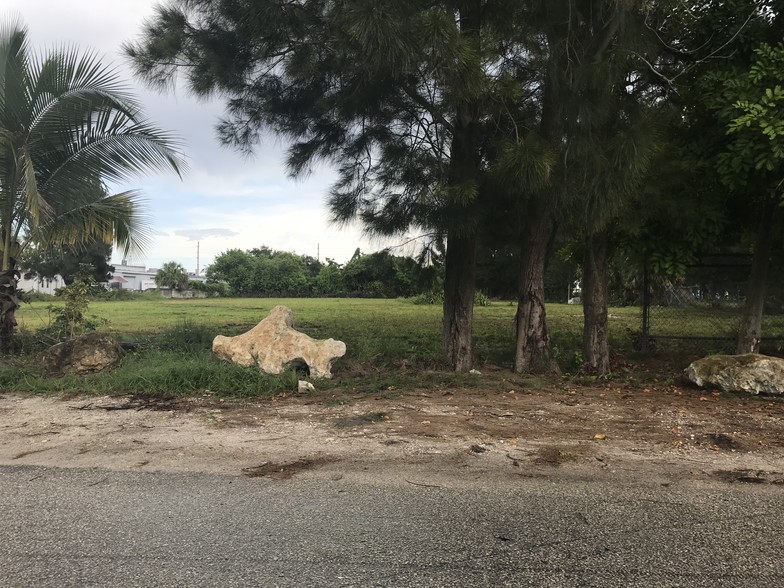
[70,395,191,413]
[242,457,336,480]
[334,411,388,427]
[706,433,745,451]
[713,469,784,485]
[533,445,582,466]
[2,359,784,482]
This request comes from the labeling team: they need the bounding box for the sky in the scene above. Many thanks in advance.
[6,0,408,273]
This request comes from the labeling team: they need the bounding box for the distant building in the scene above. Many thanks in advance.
[18,274,64,295]
[18,261,206,294]
[111,262,158,291]
[111,262,207,291]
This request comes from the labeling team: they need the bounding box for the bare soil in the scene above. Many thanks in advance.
[2,361,783,486]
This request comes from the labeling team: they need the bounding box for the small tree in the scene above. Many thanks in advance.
[45,264,106,341]
[156,262,189,290]
[721,42,784,353]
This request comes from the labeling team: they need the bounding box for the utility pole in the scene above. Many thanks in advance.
[196,242,200,276]
[317,243,320,262]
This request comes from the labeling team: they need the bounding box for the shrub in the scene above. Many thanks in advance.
[411,290,444,305]
[474,291,491,307]
[39,265,108,343]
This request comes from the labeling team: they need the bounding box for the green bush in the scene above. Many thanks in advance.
[411,290,490,306]
[94,288,139,301]
[189,280,229,296]
[411,290,444,305]
[474,291,491,307]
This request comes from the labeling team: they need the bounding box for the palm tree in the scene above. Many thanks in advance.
[0,18,184,350]
[155,261,189,290]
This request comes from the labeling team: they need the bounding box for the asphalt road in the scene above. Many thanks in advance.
[1,464,781,588]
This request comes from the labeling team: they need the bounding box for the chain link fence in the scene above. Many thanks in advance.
[640,254,784,354]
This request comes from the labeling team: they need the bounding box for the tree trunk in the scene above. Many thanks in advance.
[582,229,610,375]
[511,27,564,375]
[514,206,556,373]
[440,0,481,372]
[443,230,477,372]
[0,267,19,354]
[736,194,778,354]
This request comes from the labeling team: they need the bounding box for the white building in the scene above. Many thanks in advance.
[110,262,158,291]
[18,274,65,295]
[111,262,207,291]
[18,261,207,294]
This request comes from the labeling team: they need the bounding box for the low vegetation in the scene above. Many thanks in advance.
[1,295,740,398]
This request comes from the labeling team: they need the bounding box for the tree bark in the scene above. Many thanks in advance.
[514,205,556,373]
[443,230,477,372]
[0,267,19,354]
[512,35,563,374]
[736,194,778,354]
[439,0,482,372]
[514,24,565,374]
[582,229,610,375]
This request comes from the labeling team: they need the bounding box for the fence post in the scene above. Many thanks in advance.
[641,257,650,353]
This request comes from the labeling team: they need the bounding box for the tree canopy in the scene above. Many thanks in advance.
[126,0,784,371]
[205,246,431,298]
[21,241,114,286]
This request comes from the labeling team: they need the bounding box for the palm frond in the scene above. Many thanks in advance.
[29,189,151,258]
[37,118,184,197]
[0,17,29,124]
[1,19,185,267]
[27,46,139,124]
[18,143,50,225]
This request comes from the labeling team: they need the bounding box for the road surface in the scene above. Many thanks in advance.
[1,462,781,587]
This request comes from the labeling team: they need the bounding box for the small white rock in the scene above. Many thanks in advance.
[297,380,316,393]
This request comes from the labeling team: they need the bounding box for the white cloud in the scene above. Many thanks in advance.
[172,228,240,241]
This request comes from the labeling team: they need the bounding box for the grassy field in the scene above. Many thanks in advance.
[2,297,631,397]
[6,295,776,398]
[15,297,643,366]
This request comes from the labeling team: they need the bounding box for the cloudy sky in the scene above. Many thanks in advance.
[7,0,406,272]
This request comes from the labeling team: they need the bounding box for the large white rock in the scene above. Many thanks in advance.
[212,306,346,379]
[686,353,784,395]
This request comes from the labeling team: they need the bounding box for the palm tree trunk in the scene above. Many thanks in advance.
[0,213,19,353]
[582,229,610,375]
[736,193,778,354]
[514,205,556,373]
[0,267,19,354]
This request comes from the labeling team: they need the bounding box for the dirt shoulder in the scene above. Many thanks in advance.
[2,368,783,487]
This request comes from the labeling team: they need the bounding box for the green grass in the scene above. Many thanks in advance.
[16,297,643,366]
[0,351,299,398]
[7,296,772,398]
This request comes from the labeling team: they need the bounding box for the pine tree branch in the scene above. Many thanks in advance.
[402,85,455,135]
[592,16,619,64]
